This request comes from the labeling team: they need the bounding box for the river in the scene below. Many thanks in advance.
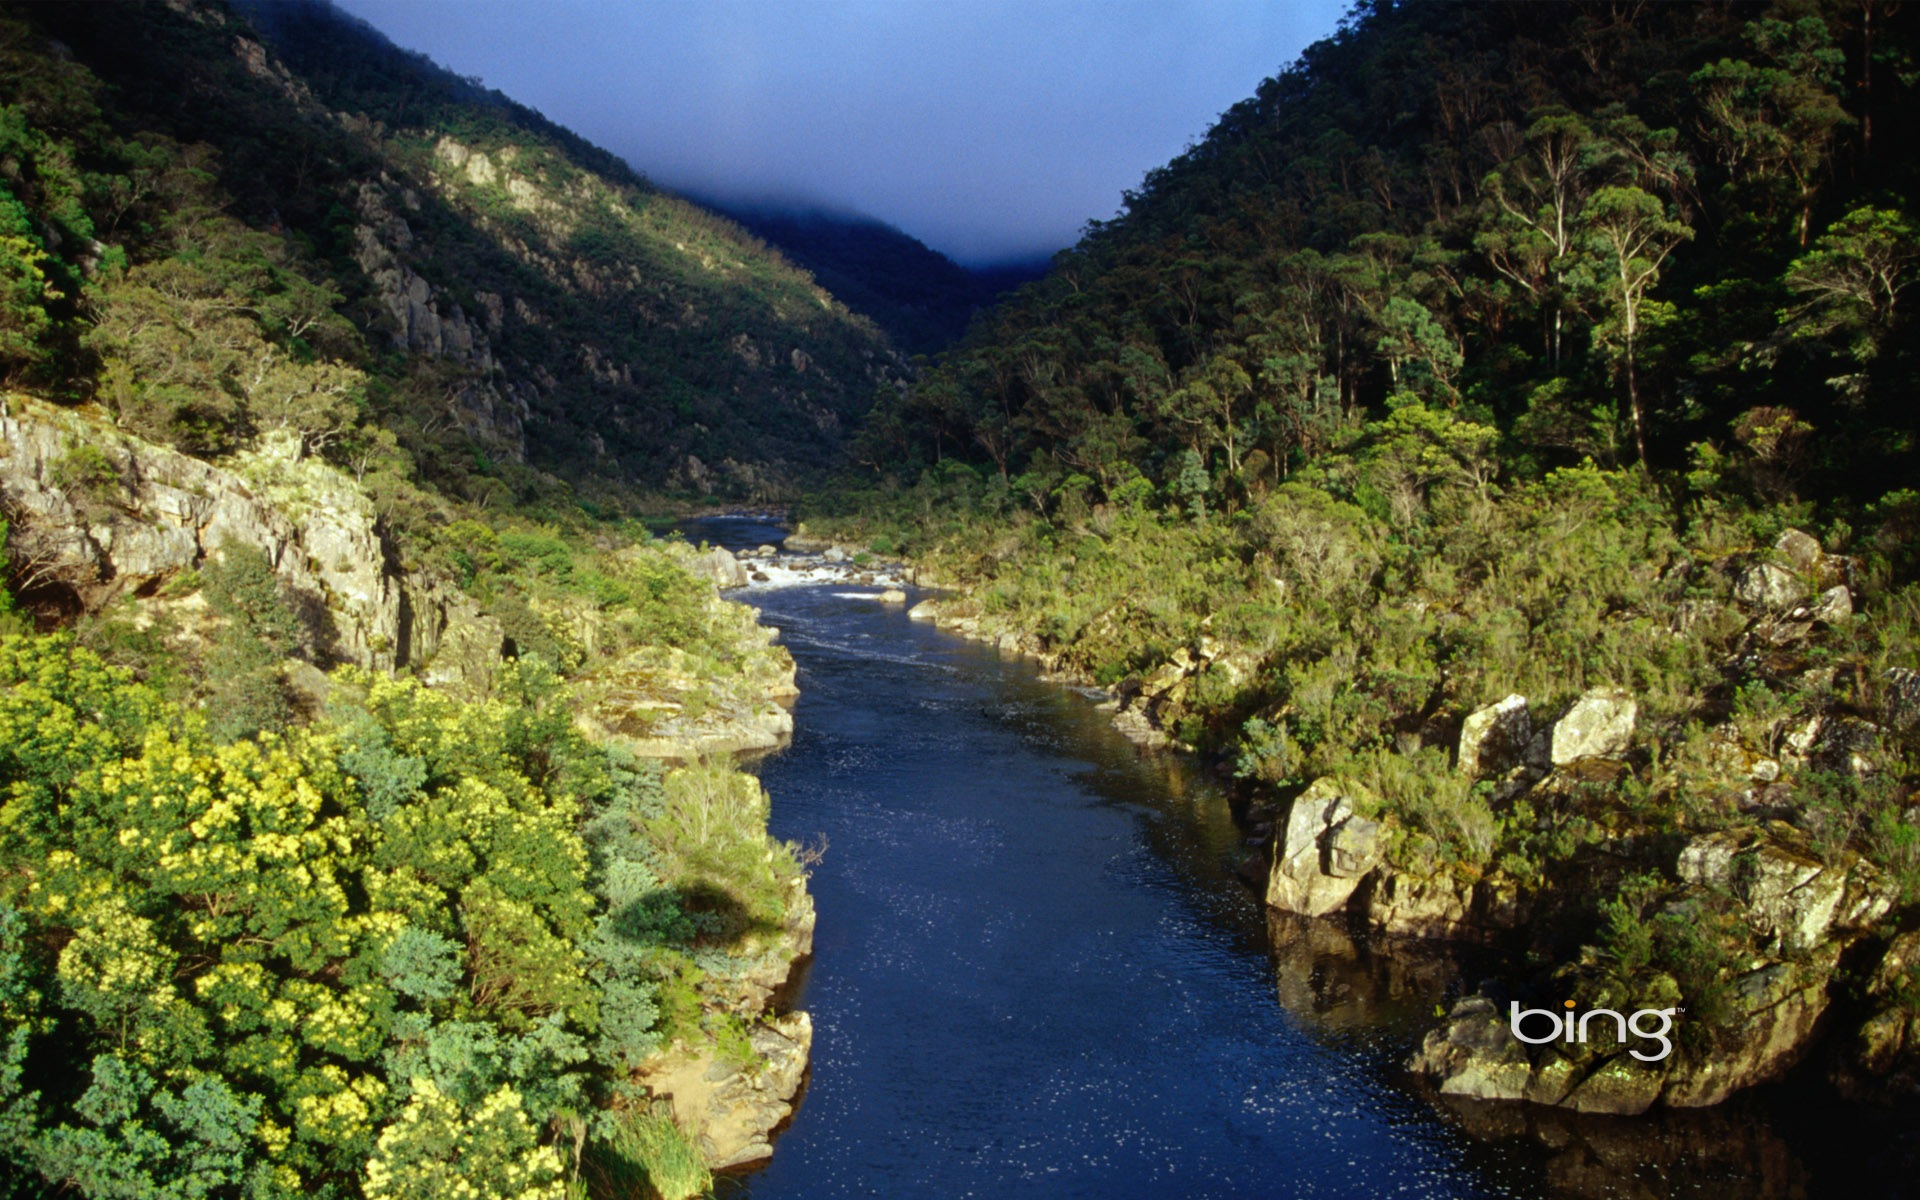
[678,516,1913,1200]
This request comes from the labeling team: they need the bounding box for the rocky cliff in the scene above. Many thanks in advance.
[0,396,502,684]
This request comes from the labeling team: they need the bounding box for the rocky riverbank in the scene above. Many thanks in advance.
[0,402,827,1178]
[802,514,1920,1119]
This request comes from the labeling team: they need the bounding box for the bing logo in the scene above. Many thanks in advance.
[1509,998,1677,1062]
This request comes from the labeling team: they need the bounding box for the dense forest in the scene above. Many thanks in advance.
[809,0,1920,1113]
[855,1,1917,499]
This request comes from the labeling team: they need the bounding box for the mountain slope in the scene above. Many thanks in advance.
[865,0,1918,499]
[0,3,831,1193]
[705,200,1046,355]
[17,0,901,502]
[812,0,1920,1121]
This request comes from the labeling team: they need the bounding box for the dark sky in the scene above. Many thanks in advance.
[330,0,1350,266]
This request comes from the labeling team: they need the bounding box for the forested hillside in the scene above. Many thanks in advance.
[813,0,1920,1114]
[0,3,829,1195]
[707,201,1046,355]
[6,0,899,505]
[859,0,1915,497]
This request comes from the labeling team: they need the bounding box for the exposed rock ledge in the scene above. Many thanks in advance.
[640,1011,812,1170]
[0,397,507,688]
[636,875,816,1170]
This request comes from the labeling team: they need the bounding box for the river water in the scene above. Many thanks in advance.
[677,516,1913,1200]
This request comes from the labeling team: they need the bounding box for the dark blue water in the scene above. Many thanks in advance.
[675,517,1903,1200]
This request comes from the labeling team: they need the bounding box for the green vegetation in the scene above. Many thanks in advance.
[812,0,1920,1082]
[0,616,800,1197]
[0,0,895,503]
[0,2,833,1192]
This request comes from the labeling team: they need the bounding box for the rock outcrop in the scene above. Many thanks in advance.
[1459,694,1531,778]
[1550,688,1637,766]
[640,1011,812,1170]
[1676,828,1891,956]
[1267,777,1384,917]
[0,399,505,689]
[1411,826,1893,1114]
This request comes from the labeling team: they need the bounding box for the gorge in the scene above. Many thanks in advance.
[0,0,1916,1196]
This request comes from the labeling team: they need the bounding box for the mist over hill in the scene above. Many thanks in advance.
[694,197,1048,356]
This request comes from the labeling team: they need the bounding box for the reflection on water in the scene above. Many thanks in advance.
[1265,910,1469,1039]
[675,517,1911,1200]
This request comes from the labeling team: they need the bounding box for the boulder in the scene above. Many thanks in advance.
[1734,563,1810,613]
[1266,777,1383,917]
[878,588,908,604]
[1458,694,1531,778]
[1813,585,1852,625]
[1662,951,1839,1107]
[907,599,941,622]
[1774,527,1823,573]
[1410,997,1532,1102]
[690,546,749,589]
[1550,688,1637,765]
[1410,997,1668,1114]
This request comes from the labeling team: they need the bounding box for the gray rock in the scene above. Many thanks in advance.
[1662,950,1838,1107]
[1813,585,1853,625]
[1458,694,1531,778]
[1409,997,1531,1102]
[1774,527,1823,573]
[1677,830,1891,957]
[1550,688,1637,765]
[1266,777,1383,917]
[1735,562,1810,613]
[689,546,749,589]
[0,399,504,690]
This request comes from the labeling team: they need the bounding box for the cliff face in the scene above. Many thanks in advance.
[0,397,497,680]
[1,396,802,759]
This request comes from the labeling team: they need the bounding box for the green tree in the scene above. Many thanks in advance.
[1690,17,1851,245]
[1784,206,1920,364]
[1575,186,1693,466]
